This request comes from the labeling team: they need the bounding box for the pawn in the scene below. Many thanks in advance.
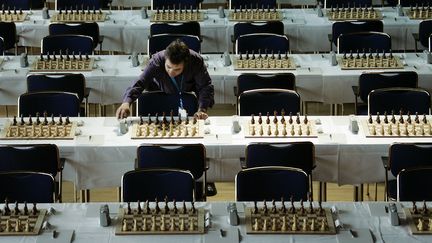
[407,112,412,124]
[145,200,150,214]
[422,200,428,215]
[376,112,381,124]
[253,201,258,214]
[162,112,168,124]
[137,200,142,214]
[273,111,278,124]
[23,202,28,215]
[391,111,396,124]
[289,196,295,213]
[383,111,388,124]
[281,197,286,213]
[263,199,268,215]
[12,116,17,126]
[271,199,277,213]
[65,116,70,125]
[423,114,428,124]
[191,201,196,214]
[399,110,404,123]
[251,114,255,124]
[4,199,10,215]
[300,199,305,215]
[32,203,38,215]
[296,113,301,124]
[20,115,25,126]
[415,112,420,123]
[14,201,19,215]
[289,112,293,124]
[266,112,270,124]
[182,200,187,214]
[258,112,263,124]
[155,198,160,214]
[126,202,131,215]
[173,199,178,214]
[303,114,308,124]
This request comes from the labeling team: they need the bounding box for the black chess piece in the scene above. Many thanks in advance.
[23,202,28,215]
[191,201,196,214]
[146,114,151,124]
[170,110,174,125]
[281,109,286,124]
[362,49,367,59]
[35,113,41,125]
[86,54,89,60]
[127,202,131,215]
[32,203,38,215]
[407,111,412,124]
[43,112,48,125]
[389,49,393,59]
[12,116,17,126]
[271,200,277,213]
[162,112,168,124]
[245,50,249,60]
[79,52,83,61]
[185,114,189,125]
[193,117,197,125]
[414,112,420,123]
[164,197,169,214]
[356,49,360,59]
[239,52,242,60]
[258,49,262,59]
[289,112,293,124]
[137,200,142,214]
[173,199,178,214]
[273,111,278,124]
[251,50,255,60]
[253,201,258,214]
[277,51,281,60]
[413,201,418,214]
[423,114,428,124]
[28,115,32,125]
[319,201,324,215]
[422,200,428,215]
[300,199,305,215]
[93,6,96,14]
[4,199,10,216]
[155,113,160,125]
[383,111,388,124]
[391,110,396,124]
[145,200,150,214]
[263,200,268,215]
[281,197,286,213]
[65,116,70,125]
[155,198,160,214]
[271,50,275,59]
[51,114,55,125]
[177,112,182,125]
[14,201,19,215]
[289,196,295,214]
[296,113,301,124]
[251,114,255,124]
[376,112,380,124]
[182,200,187,214]
[309,199,314,214]
[258,112,262,124]
[58,115,63,125]
[266,112,270,124]
[349,50,353,59]
[20,115,25,126]
[304,114,308,124]
[399,110,404,123]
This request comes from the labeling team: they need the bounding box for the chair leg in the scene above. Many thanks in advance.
[374,183,378,201]
[318,182,327,202]
[117,187,122,202]
[80,189,90,202]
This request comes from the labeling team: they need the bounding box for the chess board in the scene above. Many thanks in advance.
[338,55,403,70]
[406,8,432,19]
[228,9,283,21]
[245,114,318,138]
[51,11,107,22]
[245,200,336,234]
[131,117,204,139]
[327,8,382,20]
[361,114,432,137]
[0,202,46,236]
[404,201,432,234]
[0,116,77,140]
[0,12,27,22]
[151,10,204,22]
[233,55,296,70]
[30,56,95,72]
[116,201,205,235]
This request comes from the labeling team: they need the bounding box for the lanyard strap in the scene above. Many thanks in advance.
[170,75,184,109]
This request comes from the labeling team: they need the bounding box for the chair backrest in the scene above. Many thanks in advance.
[18,91,81,117]
[0,37,3,55]
[325,0,372,8]
[235,166,309,201]
[331,20,383,47]
[0,171,55,203]
[397,167,432,201]
[368,87,431,115]
[27,73,86,102]
[137,91,198,117]
[245,142,315,174]
[233,21,284,43]
[41,34,94,55]
[49,23,100,49]
[236,73,295,96]
[337,31,391,54]
[152,0,200,10]
[419,20,432,49]
[0,21,16,50]
[150,22,200,38]
[389,143,432,177]
[56,0,101,10]
[148,34,200,56]
[358,71,418,103]
[122,168,195,202]
[0,144,60,177]
[0,0,35,9]
[236,33,289,55]
[400,0,432,7]
[238,88,300,116]
[229,0,277,9]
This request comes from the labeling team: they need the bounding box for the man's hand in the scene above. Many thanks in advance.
[116,102,131,119]
[194,108,208,120]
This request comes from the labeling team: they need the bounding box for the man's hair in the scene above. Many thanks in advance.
[165,39,190,64]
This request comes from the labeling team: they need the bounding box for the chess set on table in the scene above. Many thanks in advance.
[228,7,282,21]
[151,7,204,22]
[130,113,204,139]
[51,9,107,22]
[31,53,95,72]
[338,51,403,70]
[0,200,46,236]
[0,8,27,22]
[404,201,432,234]
[361,112,432,137]
[245,112,318,138]
[116,200,205,235]
[406,5,432,19]
[245,199,336,234]
[233,52,296,70]
[327,6,381,20]
[0,115,77,140]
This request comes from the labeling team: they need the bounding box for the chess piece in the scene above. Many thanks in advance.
[258,113,262,124]
[263,200,268,215]
[20,53,29,67]
[417,218,424,231]
[290,196,295,213]
[14,201,19,215]
[316,1,324,17]
[151,216,156,231]
[422,200,428,215]
[155,198,160,214]
[182,200,187,214]
[376,112,381,124]
[218,5,225,18]
[141,7,148,19]
[296,113,301,124]
[164,197,169,214]
[122,218,128,231]
[223,52,231,66]
[415,112,420,123]
[266,112,270,124]
[32,203,38,215]
[423,114,428,124]
[23,202,28,215]
[131,52,140,67]
[271,199,277,213]
[289,112,293,124]
[330,51,337,66]
[12,116,17,126]
[253,201,258,214]
[4,199,10,215]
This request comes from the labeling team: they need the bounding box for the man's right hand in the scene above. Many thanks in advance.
[116,102,131,119]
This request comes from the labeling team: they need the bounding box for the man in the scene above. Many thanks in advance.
[116,39,214,119]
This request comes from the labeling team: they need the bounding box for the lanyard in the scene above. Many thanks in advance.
[169,75,184,109]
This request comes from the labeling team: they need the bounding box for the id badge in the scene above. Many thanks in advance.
[178,107,187,119]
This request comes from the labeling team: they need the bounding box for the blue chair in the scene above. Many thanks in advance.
[330,20,383,51]
[137,144,208,200]
[152,0,200,10]
[236,33,289,55]
[229,0,277,9]
[0,0,33,9]
[56,0,101,10]
[238,88,300,116]
[400,0,432,7]
[0,22,18,54]
[148,34,200,56]
[0,37,4,55]
[41,34,94,55]
[368,87,431,115]
[235,166,309,201]
[397,167,432,201]
[413,20,432,52]
[49,23,103,52]
[353,71,418,115]
[150,22,201,41]
[325,0,372,8]
[337,32,391,54]
[122,168,195,202]
[136,91,198,117]
[0,171,55,203]
[232,21,284,50]
[18,91,81,117]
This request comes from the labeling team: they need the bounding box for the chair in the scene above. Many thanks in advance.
[0,171,55,203]
[136,91,198,117]
[56,0,101,10]
[400,0,432,7]
[384,143,432,201]
[152,0,200,10]
[18,91,81,117]
[229,0,277,9]
[413,20,432,52]
[330,20,383,51]
[337,32,391,54]
[353,71,418,115]
[0,0,32,9]
[232,21,284,52]
[49,23,103,52]
[397,167,432,201]
[41,35,94,55]
[122,168,195,202]
[235,166,309,201]
[0,22,18,55]
[136,144,208,200]
[150,22,201,41]
[238,88,300,116]
[148,34,200,56]
[0,144,63,202]
[324,0,372,8]
[235,73,295,97]
[368,87,431,115]
[236,33,289,55]
[27,74,90,116]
